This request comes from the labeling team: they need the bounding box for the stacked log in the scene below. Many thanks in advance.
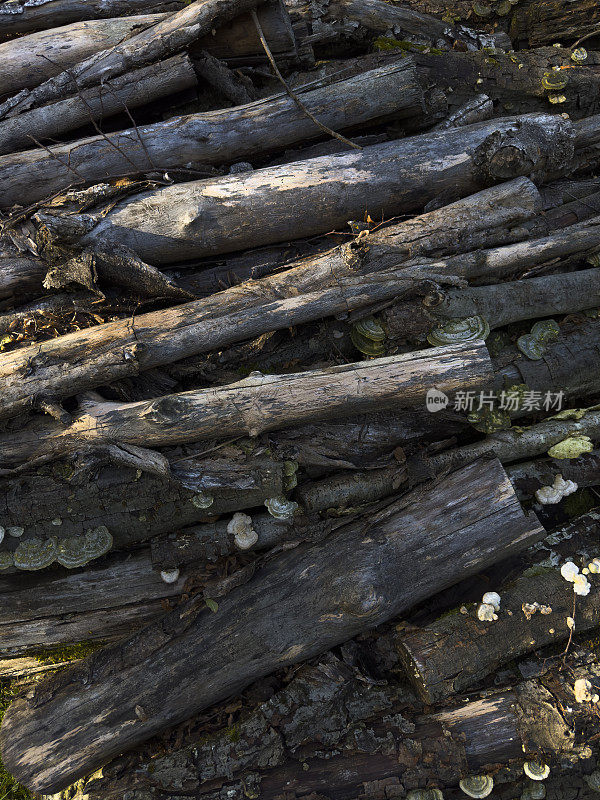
[0,0,599,798]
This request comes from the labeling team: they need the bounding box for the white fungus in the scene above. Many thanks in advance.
[574,678,593,703]
[523,762,550,781]
[481,591,501,611]
[589,559,600,574]
[477,603,498,622]
[160,569,180,584]
[560,561,580,582]
[573,573,591,596]
[227,512,258,551]
[535,474,578,505]
[0,527,4,546]
[7,526,24,538]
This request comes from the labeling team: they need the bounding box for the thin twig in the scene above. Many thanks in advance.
[250,9,362,151]
[572,27,600,49]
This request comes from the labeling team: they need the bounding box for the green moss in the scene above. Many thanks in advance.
[372,37,443,55]
[35,641,101,666]
[225,723,241,743]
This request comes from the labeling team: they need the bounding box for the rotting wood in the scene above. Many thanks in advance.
[0,457,544,793]
[395,510,600,703]
[0,342,493,468]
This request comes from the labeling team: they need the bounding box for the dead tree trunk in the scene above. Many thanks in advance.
[507,451,600,498]
[0,457,543,793]
[0,54,198,155]
[0,551,187,657]
[395,511,600,703]
[0,454,284,557]
[0,342,493,467]
[74,113,573,263]
[65,651,597,800]
[0,58,426,207]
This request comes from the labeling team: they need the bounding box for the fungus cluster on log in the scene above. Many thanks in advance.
[0,0,599,798]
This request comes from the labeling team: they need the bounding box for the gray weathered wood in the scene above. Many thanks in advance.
[0,342,493,467]
[75,113,573,263]
[0,59,425,208]
[0,457,544,793]
[0,551,186,657]
[0,54,197,155]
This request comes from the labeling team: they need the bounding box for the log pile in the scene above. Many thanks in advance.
[0,0,599,799]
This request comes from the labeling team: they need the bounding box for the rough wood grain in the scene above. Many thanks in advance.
[0,342,493,467]
[75,113,573,263]
[0,457,544,793]
[0,59,425,207]
[0,551,186,656]
[0,53,197,155]
[395,511,600,703]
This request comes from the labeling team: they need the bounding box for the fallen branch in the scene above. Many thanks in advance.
[0,342,493,467]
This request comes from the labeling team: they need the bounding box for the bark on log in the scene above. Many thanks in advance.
[0,454,284,560]
[0,550,187,657]
[0,58,426,207]
[0,14,163,96]
[416,46,600,121]
[510,0,600,47]
[395,510,600,703]
[409,408,600,480]
[0,457,544,793]
[61,650,598,800]
[384,267,600,342]
[0,251,47,301]
[0,342,493,467]
[0,0,267,118]
[0,54,198,156]
[75,113,573,263]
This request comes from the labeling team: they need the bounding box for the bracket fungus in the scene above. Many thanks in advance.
[57,536,92,569]
[522,781,546,800]
[7,526,24,537]
[265,496,299,520]
[191,491,214,509]
[14,537,58,571]
[535,474,578,504]
[0,551,13,570]
[227,512,258,551]
[427,315,489,347]
[482,591,501,610]
[0,526,3,546]
[160,568,180,584]
[517,320,560,360]
[459,775,494,798]
[477,602,498,622]
[571,47,588,63]
[523,762,550,781]
[584,771,600,792]
[548,435,594,460]
[406,791,444,800]
[83,526,113,560]
[574,677,596,703]
[350,317,386,357]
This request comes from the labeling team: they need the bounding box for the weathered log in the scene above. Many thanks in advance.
[0,0,268,118]
[0,58,426,208]
[60,649,598,800]
[0,0,183,32]
[0,457,544,793]
[172,175,544,296]
[0,342,493,467]
[75,113,573,263]
[507,450,600,498]
[0,14,163,96]
[510,0,600,47]
[0,454,284,562]
[395,510,600,703]
[0,251,47,301]
[0,550,187,657]
[0,54,198,156]
[409,407,600,480]
[384,267,600,341]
